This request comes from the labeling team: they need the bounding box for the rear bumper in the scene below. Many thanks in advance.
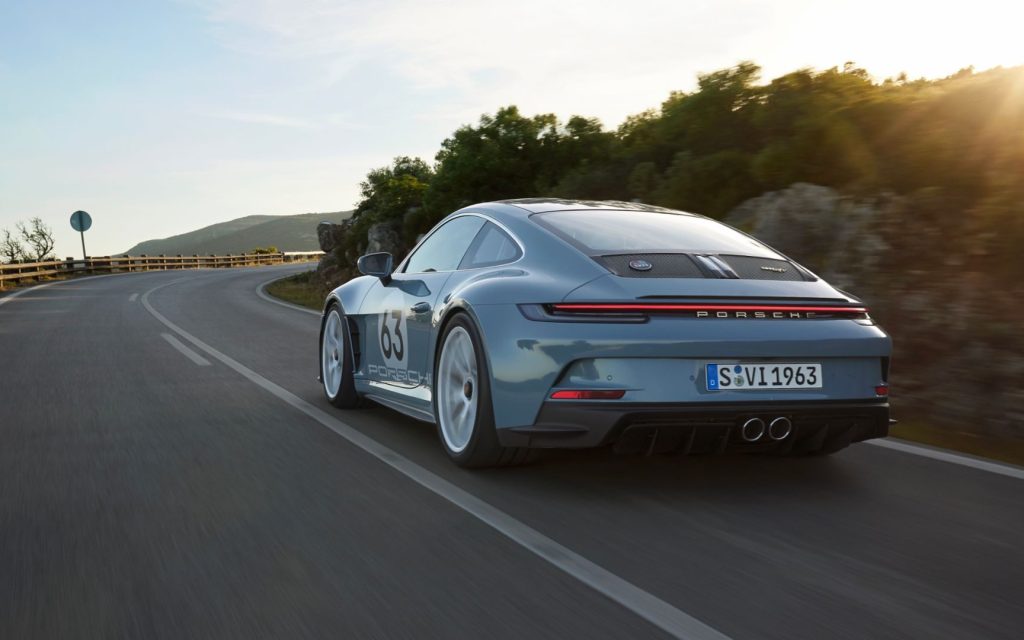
[497,400,889,454]
[472,303,892,430]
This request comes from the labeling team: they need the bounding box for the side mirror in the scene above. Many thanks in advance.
[357,252,394,280]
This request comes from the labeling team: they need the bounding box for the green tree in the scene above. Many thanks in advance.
[751,67,878,190]
[424,106,563,220]
[348,156,434,255]
[343,63,1024,282]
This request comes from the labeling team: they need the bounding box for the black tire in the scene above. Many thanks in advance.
[320,303,360,409]
[433,314,532,468]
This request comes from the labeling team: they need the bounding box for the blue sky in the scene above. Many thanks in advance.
[2,0,1022,257]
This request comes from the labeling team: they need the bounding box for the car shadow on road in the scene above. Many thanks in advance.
[352,403,874,511]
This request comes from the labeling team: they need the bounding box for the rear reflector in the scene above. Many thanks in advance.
[551,303,868,314]
[550,390,626,400]
[875,385,889,396]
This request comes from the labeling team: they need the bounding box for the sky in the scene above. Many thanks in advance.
[2,0,1022,258]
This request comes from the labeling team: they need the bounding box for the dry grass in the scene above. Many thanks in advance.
[264,271,326,310]
[0,272,80,294]
[890,421,1024,467]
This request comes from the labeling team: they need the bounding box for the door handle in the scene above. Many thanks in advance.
[410,301,432,314]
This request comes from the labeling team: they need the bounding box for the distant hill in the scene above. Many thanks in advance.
[122,211,352,256]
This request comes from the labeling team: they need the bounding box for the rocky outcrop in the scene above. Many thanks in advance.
[726,184,1024,439]
[314,219,406,292]
[365,222,402,256]
[726,183,897,292]
[314,220,355,291]
[316,221,344,253]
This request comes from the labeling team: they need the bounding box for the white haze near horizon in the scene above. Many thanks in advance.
[1,0,1021,258]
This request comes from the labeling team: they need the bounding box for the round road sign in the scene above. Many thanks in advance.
[70,210,92,232]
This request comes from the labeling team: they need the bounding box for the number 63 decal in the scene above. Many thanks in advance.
[380,309,405,362]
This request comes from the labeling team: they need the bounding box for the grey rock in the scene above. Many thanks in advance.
[316,222,336,252]
[313,220,355,290]
[727,183,841,255]
[366,222,402,256]
[317,221,349,253]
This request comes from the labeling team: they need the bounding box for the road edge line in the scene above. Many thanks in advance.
[866,438,1024,480]
[141,279,732,640]
[256,274,321,316]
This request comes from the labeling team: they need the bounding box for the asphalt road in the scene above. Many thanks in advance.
[1,265,1021,640]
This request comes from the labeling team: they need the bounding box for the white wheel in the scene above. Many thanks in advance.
[433,314,530,467]
[321,308,344,399]
[437,326,478,453]
[320,305,359,408]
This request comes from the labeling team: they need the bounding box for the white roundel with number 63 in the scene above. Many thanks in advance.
[378,289,408,370]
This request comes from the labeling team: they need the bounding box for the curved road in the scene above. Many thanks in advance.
[1,265,1021,639]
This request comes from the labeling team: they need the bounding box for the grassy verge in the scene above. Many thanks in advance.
[889,421,1024,467]
[0,272,86,296]
[264,271,326,310]
[262,273,1024,468]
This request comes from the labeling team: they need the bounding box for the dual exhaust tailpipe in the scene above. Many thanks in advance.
[741,417,792,442]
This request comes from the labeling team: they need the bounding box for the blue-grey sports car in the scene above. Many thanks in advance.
[319,199,892,467]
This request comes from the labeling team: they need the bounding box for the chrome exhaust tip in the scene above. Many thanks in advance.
[741,417,766,442]
[768,416,793,441]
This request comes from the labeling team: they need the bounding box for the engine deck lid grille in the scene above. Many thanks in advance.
[596,252,813,281]
[716,254,810,281]
[596,253,704,278]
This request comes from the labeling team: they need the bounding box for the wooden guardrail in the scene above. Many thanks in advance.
[0,251,323,289]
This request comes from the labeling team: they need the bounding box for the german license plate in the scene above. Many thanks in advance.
[706,363,822,390]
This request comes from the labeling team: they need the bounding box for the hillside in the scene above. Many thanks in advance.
[123,211,352,256]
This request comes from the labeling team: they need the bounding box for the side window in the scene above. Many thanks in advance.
[403,216,485,273]
[459,222,522,269]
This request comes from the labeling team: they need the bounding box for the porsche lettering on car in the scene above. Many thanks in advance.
[319,199,892,467]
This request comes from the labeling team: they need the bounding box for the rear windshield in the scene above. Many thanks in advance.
[532,209,778,257]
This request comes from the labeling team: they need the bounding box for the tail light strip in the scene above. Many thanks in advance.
[550,303,867,314]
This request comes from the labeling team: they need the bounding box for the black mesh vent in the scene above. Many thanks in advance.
[717,255,807,281]
[598,253,705,278]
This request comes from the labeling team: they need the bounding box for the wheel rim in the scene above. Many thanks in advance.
[322,309,344,399]
[437,326,478,453]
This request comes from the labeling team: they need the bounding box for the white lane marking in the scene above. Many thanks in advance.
[0,272,167,309]
[867,438,1024,481]
[160,332,212,367]
[141,280,730,640]
[0,280,63,307]
[129,293,139,302]
[255,275,320,316]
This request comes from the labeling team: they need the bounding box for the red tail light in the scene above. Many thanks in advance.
[875,385,889,396]
[551,303,867,315]
[550,390,626,400]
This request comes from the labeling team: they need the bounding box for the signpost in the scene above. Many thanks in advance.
[70,210,92,259]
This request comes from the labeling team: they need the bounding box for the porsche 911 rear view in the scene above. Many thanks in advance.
[319,199,892,467]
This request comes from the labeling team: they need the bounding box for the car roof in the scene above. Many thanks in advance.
[489,198,694,216]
